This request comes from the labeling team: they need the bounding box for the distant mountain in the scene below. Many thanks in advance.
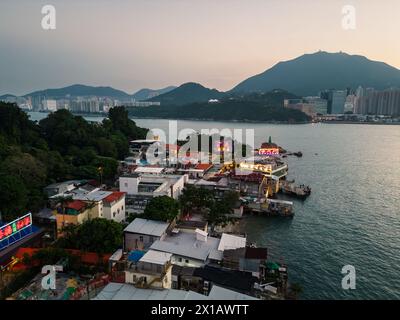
[231,51,400,96]
[25,84,131,99]
[0,94,17,100]
[147,82,225,106]
[132,86,177,101]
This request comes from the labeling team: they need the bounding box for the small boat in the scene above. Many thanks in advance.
[280,180,311,200]
[247,198,294,217]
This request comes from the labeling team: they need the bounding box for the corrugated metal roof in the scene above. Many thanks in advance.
[124,218,170,237]
[93,283,258,300]
[93,283,208,300]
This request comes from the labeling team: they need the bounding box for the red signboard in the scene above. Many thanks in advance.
[0,213,32,241]
[258,148,280,156]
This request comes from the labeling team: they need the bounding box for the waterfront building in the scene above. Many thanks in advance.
[320,90,347,114]
[303,96,328,115]
[42,99,57,112]
[354,87,400,116]
[124,101,161,107]
[284,99,316,116]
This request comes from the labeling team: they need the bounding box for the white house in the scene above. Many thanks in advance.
[102,192,126,222]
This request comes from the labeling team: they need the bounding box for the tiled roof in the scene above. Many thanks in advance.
[65,200,86,211]
[194,163,213,171]
[104,192,125,204]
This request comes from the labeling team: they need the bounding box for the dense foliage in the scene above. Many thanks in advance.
[179,185,240,226]
[129,90,310,123]
[55,218,123,254]
[0,103,147,221]
[143,196,180,222]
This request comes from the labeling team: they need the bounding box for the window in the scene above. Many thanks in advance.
[113,212,116,217]
[185,259,189,264]
[124,183,128,188]
[178,257,182,262]
[139,236,144,242]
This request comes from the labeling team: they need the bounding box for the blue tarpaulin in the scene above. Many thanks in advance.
[128,250,145,262]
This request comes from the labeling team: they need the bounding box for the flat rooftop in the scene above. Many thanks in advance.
[217,233,246,252]
[140,250,172,265]
[150,232,220,262]
[134,167,165,174]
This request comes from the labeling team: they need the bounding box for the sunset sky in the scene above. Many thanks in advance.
[1,0,399,95]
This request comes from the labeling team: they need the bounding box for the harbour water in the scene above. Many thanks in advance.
[28,112,400,299]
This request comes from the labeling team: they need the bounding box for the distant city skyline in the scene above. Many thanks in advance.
[1,0,400,95]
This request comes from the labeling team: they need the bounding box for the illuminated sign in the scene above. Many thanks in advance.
[258,148,280,156]
[215,141,231,152]
[0,213,32,242]
[239,162,273,173]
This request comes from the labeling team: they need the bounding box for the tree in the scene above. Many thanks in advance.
[206,192,238,227]
[107,106,148,140]
[2,152,47,188]
[0,175,28,221]
[179,185,214,214]
[144,196,180,222]
[57,218,123,255]
[179,186,239,226]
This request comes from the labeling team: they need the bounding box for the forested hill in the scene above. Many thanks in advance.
[0,102,147,221]
[129,89,309,123]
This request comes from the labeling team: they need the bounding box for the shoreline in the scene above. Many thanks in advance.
[28,112,400,126]
[321,120,400,125]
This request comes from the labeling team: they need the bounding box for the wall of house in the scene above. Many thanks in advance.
[170,175,187,199]
[55,203,99,234]
[119,176,140,195]
[125,266,172,289]
[103,197,126,222]
[124,233,163,251]
[171,254,204,268]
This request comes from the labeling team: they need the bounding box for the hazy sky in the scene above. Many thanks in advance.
[1,0,400,95]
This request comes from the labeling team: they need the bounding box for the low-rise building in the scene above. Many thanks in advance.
[120,174,187,198]
[124,218,170,251]
[93,282,258,300]
[120,173,187,215]
[125,250,173,289]
[55,200,99,234]
[102,192,126,223]
[223,247,268,278]
[150,229,220,268]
